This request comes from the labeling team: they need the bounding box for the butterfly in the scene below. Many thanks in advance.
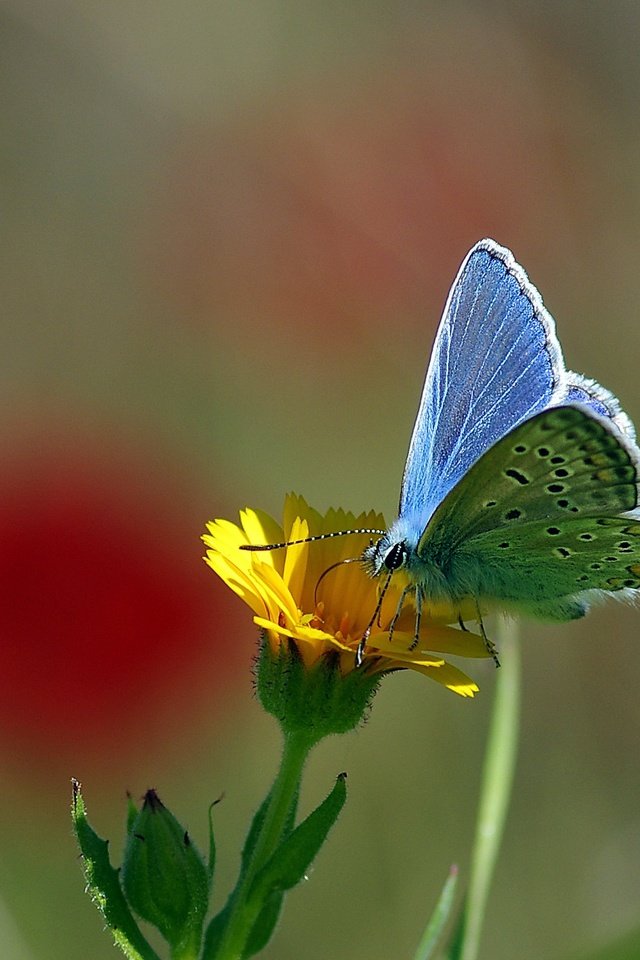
[358,238,640,661]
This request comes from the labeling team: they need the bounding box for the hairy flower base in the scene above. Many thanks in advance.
[256,635,382,739]
[204,494,489,697]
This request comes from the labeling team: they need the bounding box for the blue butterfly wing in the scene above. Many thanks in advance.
[563,372,637,442]
[399,240,567,535]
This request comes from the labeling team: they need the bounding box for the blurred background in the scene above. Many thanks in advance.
[2,2,640,958]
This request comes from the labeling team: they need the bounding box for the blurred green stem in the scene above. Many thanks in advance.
[458,616,521,960]
[213,729,315,960]
[413,864,459,960]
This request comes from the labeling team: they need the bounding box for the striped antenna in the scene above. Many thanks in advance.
[239,527,386,552]
[314,556,361,606]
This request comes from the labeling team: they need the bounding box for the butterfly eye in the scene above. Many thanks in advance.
[383,542,409,571]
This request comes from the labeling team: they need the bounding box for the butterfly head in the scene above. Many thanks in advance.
[361,533,410,578]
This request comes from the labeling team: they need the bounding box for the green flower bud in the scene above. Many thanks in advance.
[256,635,381,742]
[121,789,209,959]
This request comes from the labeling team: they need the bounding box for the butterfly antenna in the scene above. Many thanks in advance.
[314,556,360,606]
[240,527,386,552]
[355,569,394,667]
[476,604,500,667]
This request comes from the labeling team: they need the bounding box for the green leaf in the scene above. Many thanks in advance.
[71,779,161,960]
[412,865,459,960]
[202,786,299,960]
[240,790,272,873]
[248,772,347,901]
[238,782,299,873]
[201,903,231,960]
[241,892,285,959]
[201,792,281,960]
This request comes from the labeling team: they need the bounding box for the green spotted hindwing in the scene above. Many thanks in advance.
[418,406,640,617]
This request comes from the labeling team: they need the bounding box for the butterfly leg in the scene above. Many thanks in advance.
[387,584,411,643]
[476,604,500,667]
[408,585,423,651]
[355,616,375,668]
[458,615,469,632]
[356,570,394,667]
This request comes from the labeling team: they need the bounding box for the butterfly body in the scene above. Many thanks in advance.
[363,241,640,643]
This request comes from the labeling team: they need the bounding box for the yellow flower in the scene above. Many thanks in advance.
[203,494,489,698]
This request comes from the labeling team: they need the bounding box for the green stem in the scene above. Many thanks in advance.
[459,616,521,960]
[412,864,459,960]
[213,728,316,960]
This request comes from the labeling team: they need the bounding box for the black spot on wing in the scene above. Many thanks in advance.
[505,468,530,485]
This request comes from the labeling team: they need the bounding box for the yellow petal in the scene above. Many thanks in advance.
[204,551,270,618]
[282,517,310,600]
[367,622,488,661]
[204,517,250,552]
[251,562,301,624]
[254,616,335,668]
[239,508,284,571]
[406,659,480,698]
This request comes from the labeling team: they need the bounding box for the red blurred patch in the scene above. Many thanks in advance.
[0,437,244,763]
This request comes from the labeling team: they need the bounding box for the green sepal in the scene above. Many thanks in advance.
[412,865,459,960]
[121,789,209,959]
[256,636,380,740]
[247,772,347,901]
[71,779,161,960]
